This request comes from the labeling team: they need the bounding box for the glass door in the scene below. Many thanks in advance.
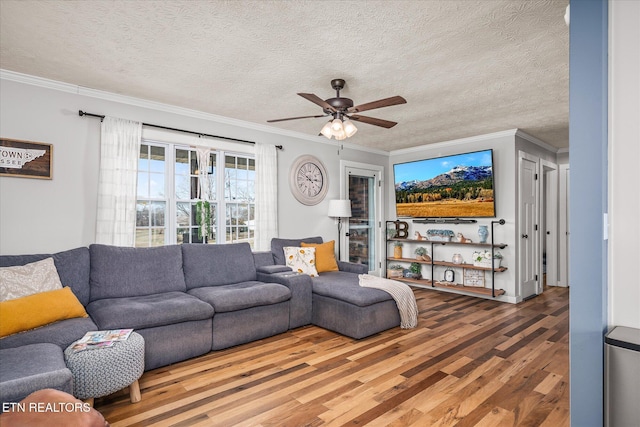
[346,167,380,275]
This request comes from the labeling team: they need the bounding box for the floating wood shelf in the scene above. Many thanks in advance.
[394,277,506,297]
[387,257,507,272]
[388,238,507,249]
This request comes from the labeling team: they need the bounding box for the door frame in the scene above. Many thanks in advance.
[541,159,559,287]
[518,151,541,298]
[340,160,384,275]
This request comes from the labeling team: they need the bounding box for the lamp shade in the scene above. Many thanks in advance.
[328,199,352,218]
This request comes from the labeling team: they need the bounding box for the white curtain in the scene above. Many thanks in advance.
[254,143,278,250]
[95,117,142,246]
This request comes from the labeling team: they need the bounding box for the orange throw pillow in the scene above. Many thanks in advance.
[0,287,88,338]
[301,240,339,273]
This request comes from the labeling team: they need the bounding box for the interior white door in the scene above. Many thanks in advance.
[519,153,540,299]
[343,165,382,276]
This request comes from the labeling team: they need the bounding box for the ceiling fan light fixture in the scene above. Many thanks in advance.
[343,119,358,137]
[320,121,333,138]
[331,118,344,133]
[334,130,347,141]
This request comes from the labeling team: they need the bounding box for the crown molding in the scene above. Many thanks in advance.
[389,129,519,156]
[515,129,559,153]
[0,69,387,156]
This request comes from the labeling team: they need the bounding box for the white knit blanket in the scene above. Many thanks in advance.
[358,274,418,329]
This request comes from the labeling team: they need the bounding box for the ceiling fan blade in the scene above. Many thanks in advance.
[349,114,398,129]
[348,96,407,113]
[267,114,328,123]
[298,93,336,112]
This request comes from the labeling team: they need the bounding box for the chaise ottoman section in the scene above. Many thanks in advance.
[311,271,401,339]
[0,344,73,404]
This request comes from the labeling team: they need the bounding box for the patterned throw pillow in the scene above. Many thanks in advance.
[283,246,318,277]
[0,257,63,302]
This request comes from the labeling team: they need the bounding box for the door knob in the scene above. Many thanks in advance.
[522,234,529,239]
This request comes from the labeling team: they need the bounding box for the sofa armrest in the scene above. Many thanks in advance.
[337,261,368,275]
[256,265,292,274]
[257,271,312,328]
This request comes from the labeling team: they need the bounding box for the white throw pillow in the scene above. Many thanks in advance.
[0,257,63,301]
[283,246,318,277]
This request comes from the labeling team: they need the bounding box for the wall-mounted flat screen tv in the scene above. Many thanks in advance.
[393,149,495,218]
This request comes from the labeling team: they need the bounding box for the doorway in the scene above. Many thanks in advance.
[519,151,540,299]
[340,161,383,276]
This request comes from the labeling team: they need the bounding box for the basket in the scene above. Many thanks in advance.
[473,258,502,268]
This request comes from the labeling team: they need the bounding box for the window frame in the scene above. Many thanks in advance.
[135,135,256,248]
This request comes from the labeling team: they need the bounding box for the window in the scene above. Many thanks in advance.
[136,144,166,247]
[135,141,255,248]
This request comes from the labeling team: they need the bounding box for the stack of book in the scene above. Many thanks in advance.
[71,329,133,352]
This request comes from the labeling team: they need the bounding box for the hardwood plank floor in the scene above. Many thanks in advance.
[95,286,569,426]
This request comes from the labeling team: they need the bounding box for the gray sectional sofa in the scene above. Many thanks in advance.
[0,237,401,405]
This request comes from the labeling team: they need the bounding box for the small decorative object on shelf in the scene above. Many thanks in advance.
[452,253,464,264]
[406,262,422,280]
[427,229,455,242]
[463,269,485,287]
[414,246,431,261]
[444,267,455,282]
[394,221,410,238]
[478,225,489,243]
[456,233,472,243]
[387,264,404,279]
[472,250,503,268]
[415,231,426,240]
[393,241,404,259]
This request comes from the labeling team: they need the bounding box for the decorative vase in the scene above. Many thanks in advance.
[478,225,489,244]
[452,254,464,264]
[393,246,403,259]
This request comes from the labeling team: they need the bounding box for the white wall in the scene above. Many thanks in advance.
[608,0,640,329]
[388,131,518,302]
[0,75,387,255]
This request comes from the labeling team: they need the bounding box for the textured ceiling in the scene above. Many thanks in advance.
[0,0,569,151]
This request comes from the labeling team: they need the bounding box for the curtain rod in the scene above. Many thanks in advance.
[78,110,282,150]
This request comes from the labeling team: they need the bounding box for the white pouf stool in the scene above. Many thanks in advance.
[64,332,145,405]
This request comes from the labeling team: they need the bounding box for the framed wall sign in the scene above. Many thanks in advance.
[0,138,53,179]
[463,268,485,287]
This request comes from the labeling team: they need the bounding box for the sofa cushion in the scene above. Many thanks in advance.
[301,240,339,273]
[283,246,318,277]
[187,281,290,313]
[89,244,186,300]
[0,344,73,404]
[311,271,393,307]
[0,247,91,306]
[86,291,214,330]
[0,317,98,351]
[0,257,63,302]
[0,287,88,338]
[182,243,257,289]
[271,236,323,265]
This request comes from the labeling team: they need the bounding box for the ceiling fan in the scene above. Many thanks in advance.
[267,79,406,140]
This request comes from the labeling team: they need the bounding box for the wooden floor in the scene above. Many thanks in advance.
[95,286,569,426]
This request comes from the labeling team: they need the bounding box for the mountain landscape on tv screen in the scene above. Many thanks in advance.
[395,165,495,218]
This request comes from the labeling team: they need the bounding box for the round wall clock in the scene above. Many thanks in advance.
[289,155,329,205]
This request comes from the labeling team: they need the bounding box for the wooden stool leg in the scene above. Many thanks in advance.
[129,379,141,403]
[84,397,94,407]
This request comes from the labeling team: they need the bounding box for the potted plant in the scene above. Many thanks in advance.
[405,262,422,280]
[472,250,503,268]
[393,241,404,259]
[195,200,211,243]
[414,246,431,262]
[387,264,404,279]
